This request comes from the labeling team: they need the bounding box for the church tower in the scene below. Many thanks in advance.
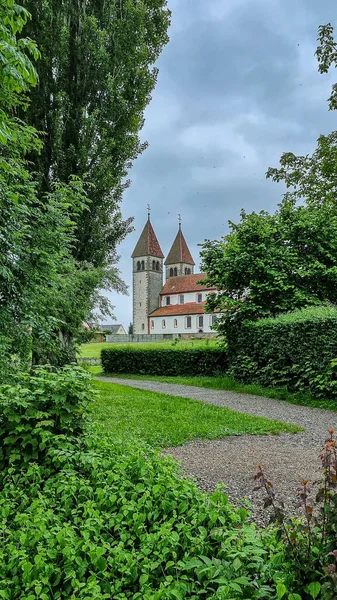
[131,210,164,334]
[165,219,195,280]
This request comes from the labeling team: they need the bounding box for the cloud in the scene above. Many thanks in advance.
[103,0,337,328]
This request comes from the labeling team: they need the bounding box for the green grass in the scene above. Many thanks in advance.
[90,379,301,447]
[90,368,337,412]
[78,339,219,358]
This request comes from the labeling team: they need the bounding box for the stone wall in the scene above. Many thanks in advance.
[133,256,163,335]
[105,332,217,343]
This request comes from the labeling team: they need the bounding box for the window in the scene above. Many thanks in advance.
[151,320,154,329]
[210,315,218,326]
[137,261,141,271]
[141,260,145,270]
[186,316,192,329]
[185,267,191,275]
[142,323,145,331]
[152,260,156,270]
[198,316,204,328]
[197,293,202,304]
[169,268,174,277]
[174,319,178,328]
[162,319,166,329]
[174,267,178,276]
[156,261,160,271]
[179,295,184,304]
[166,296,170,306]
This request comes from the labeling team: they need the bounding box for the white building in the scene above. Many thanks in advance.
[132,216,219,335]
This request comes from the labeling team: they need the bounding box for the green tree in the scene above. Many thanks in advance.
[128,322,133,335]
[0,1,101,371]
[200,201,337,339]
[20,0,170,269]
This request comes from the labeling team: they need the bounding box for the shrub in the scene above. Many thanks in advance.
[0,365,95,472]
[0,440,290,600]
[254,429,337,599]
[101,347,227,376]
[228,306,337,398]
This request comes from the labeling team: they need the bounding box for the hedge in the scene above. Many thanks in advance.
[101,348,227,376]
[228,305,337,398]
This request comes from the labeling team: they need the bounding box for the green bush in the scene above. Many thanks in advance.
[228,306,337,398]
[0,366,330,598]
[0,440,290,600]
[101,348,227,376]
[0,365,95,472]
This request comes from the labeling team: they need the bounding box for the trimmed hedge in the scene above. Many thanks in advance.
[101,348,227,376]
[228,306,337,398]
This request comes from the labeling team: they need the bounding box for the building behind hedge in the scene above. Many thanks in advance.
[132,215,219,335]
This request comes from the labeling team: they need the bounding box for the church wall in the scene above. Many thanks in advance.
[148,268,163,316]
[160,290,210,307]
[133,256,149,334]
[165,262,194,280]
[149,314,219,335]
[133,256,163,334]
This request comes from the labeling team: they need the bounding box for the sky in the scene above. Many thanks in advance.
[103,0,337,328]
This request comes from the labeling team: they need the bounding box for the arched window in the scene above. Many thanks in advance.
[152,260,156,270]
[169,268,174,277]
[151,320,154,329]
[162,319,166,329]
[142,323,145,331]
[141,260,145,270]
[137,261,141,271]
[156,261,160,271]
[174,267,178,276]
[185,267,191,275]
[166,296,170,306]
[174,319,178,328]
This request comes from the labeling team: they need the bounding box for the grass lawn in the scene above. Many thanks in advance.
[90,379,301,447]
[78,338,219,358]
[89,368,337,412]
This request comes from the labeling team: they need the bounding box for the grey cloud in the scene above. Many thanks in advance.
[104,0,337,328]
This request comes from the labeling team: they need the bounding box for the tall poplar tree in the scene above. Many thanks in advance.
[21,0,170,267]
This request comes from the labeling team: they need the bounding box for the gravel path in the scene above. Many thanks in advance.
[98,377,337,523]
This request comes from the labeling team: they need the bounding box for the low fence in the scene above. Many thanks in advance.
[77,357,101,366]
[105,333,217,343]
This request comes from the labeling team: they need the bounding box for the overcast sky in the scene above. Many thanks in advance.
[103,0,337,328]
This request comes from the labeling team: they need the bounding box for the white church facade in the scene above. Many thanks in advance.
[132,215,219,335]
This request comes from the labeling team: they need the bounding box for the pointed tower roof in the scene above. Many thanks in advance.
[164,226,195,265]
[131,218,164,258]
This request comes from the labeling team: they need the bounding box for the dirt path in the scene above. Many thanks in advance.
[98,377,337,522]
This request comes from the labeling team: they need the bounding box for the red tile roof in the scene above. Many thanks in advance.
[164,229,195,265]
[131,219,164,258]
[160,273,215,295]
[149,302,208,317]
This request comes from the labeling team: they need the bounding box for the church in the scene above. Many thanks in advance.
[131,214,219,335]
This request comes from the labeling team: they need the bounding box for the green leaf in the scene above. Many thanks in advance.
[139,574,149,586]
[306,582,321,599]
[276,583,287,599]
[289,594,302,600]
[96,556,107,572]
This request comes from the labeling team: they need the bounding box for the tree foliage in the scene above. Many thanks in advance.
[200,200,337,338]
[0,2,105,372]
[21,0,171,268]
